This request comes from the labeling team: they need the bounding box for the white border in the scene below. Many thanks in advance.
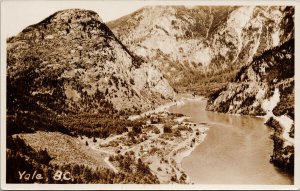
[1,0,299,190]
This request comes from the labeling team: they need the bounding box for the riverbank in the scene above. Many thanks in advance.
[171,98,293,184]
[79,95,209,183]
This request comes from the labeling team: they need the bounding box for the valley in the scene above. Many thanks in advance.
[5,5,295,185]
[10,95,209,184]
[10,95,293,184]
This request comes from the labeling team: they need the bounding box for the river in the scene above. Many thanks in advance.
[169,97,293,184]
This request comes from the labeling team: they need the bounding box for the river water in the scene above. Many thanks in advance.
[169,98,293,184]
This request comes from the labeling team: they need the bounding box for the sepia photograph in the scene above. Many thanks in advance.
[0,0,298,190]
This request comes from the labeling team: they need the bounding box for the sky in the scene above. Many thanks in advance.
[2,0,292,38]
[2,0,208,38]
[2,1,147,38]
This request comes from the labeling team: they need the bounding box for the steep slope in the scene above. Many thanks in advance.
[206,38,294,173]
[7,9,175,116]
[206,39,294,116]
[108,6,294,94]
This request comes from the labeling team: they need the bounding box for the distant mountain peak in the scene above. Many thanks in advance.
[41,8,102,23]
[9,8,112,42]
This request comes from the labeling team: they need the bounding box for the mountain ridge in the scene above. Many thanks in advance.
[7,9,176,117]
[108,6,294,95]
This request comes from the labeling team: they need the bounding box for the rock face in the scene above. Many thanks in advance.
[206,39,294,116]
[7,9,175,115]
[108,6,293,90]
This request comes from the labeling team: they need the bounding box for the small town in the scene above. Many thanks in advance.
[80,111,208,183]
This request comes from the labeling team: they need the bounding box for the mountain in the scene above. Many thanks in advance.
[206,39,294,117]
[7,9,176,117]
[108,6,294,94]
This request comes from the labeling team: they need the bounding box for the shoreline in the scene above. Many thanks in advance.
[78,95,210,184]
[173,125,209,183]
[129,94,204,121]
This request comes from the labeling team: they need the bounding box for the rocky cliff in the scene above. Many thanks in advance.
[108,6,293,94]
[7,9,176,116]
